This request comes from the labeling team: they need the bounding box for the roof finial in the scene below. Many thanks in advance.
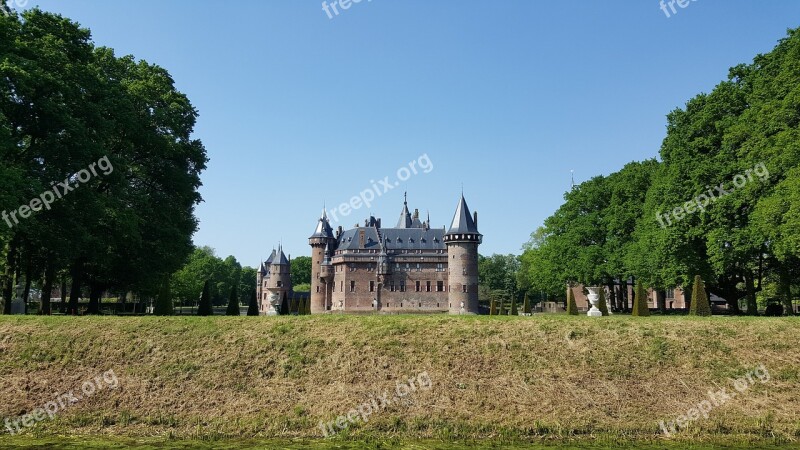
[404,191,407,205]
[570,170,575,191]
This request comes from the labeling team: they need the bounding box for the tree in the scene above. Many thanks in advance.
[154,279,174,316]
[598,288,609,316]
[226,286,240,316]
[247,290,259,316]
[566,288,579,315]
[632,282,650,317]
[197,280,213,316]
[290,256,312,287]
[489,298,497,316]
[523,293,532,315]
[689,275,712,317]
[510,298,518,316]
[280,295,289,316]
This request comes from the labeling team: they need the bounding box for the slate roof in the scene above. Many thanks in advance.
[447,195,479,234]
[336,227,446,252]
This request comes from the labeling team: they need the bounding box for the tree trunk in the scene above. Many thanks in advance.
[86,283,103,315]
[22,262,32,315]
[59,276,68,314]
[657,290,667,314]
[68,260,84,315]
[744,272,759,316]
[2,240,17,315]
[607,281,617,313]
[621,279,629,313]
[778,265,794,316]
[40,262,55,315]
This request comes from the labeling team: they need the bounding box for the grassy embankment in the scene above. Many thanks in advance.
[0,315,798,448]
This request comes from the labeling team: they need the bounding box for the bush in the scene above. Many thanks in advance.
[511,298,518,316]
[598,288,609,316]
[226,286,240,316]
[197,280,213,316]
[247,290,259,316]
[632,282,650,317]
[689,275,712,317]
[566,288,579,315]
[154,280,174,316]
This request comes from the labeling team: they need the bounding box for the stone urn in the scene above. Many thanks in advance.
[586,286,603,317]
[267,293,280,316]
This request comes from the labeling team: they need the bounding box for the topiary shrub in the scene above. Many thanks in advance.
[247,290,259,316]
[632,282,650,317]
[598,288,609,316]
[154,279,174,316]
[197,280,213,316]
[566,287,579,315]
[226,286,240,316]
[689,275,712,317]
[523,293,532,315]
[511,298,518,316]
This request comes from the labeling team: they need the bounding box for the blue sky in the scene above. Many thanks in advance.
[13,0,800,267]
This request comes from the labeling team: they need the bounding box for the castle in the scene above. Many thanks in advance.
[257,194,482,315]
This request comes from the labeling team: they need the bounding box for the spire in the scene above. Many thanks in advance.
[396,192,413,228]
[310,206,335,239]
[446,194,479,234]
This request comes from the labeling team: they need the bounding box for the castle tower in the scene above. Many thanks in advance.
[309,209,335,314]
[258,246,292,315]
[444,195,482,314]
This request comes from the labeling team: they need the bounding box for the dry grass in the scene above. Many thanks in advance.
[0,315,798,444]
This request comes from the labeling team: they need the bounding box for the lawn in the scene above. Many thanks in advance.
[0,315,798,447]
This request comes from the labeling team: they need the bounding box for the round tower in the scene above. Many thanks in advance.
[309,209,336,314]
[444,195,482,315]
[266,245,292,312]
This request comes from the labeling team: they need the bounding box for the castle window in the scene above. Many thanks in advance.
[390,281,395,292]
[463,268,467,275]
[350,281,356,293]
[316,286,320,293]
[437,281,444,292]
[416,264,421,272]
[666,289,675,299]
[426,281,431,292]
[277,281,283,287]
[340,281,344,292]
[462,285,467,293]
[400,282,405,292]
[370,281,375,292]
[416,281,421,292]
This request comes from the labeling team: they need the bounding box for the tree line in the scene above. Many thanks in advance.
[518,28,800,315]
[0,10,208,314]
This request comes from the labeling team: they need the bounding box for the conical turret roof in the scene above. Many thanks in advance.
[446,195,479,234]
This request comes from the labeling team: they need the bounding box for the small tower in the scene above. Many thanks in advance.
[309,209,336,314]
[260,245,292,314]
[444,195,482,314]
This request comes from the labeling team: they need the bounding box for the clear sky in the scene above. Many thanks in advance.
[12,0,800,267]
